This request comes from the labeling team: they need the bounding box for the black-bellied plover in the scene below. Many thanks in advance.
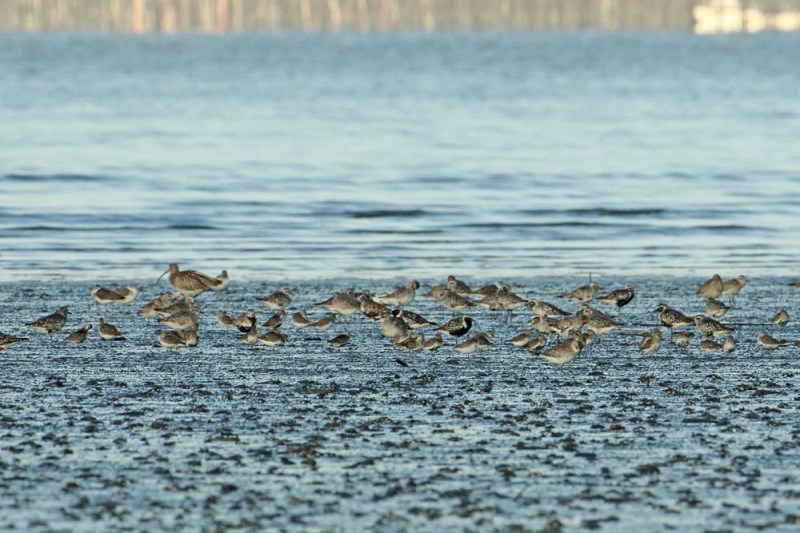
[554,315,587,337]
[559,282,600,303]
[472,281,511,297]
[391,308,436,329]
[527,299,569,318]
[438,290,475,313]
[597,285,635,309]
[721,275,747,303]
[532,316,560,335]
[694,315,732,338]
[655,304,694,330]
[704,298,729,318]
[65,323,93,343]
[584,314,621,336]
[525,335,547,352]
[309,313,336,331]
[539,335,584,365]
[476,331,493,349]
[696,274,723,299]
[0,332,27,350]
[217,310,236,328]
[455,334,480,354]
[159,310,197,332]
[233,310,256,332]
[435,315,474,338]
[380,312,408,339]
[395,332,424,352]
[212,270,230,292]
[257,288,293,310]
[291,310,312,328]
[772,309,789,326]
[358,292,389,320]
[158,263,223,297]
[446,275,473,297]
[27,307,69,334]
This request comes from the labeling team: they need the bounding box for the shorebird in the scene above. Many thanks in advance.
[655,304,694,331]
[527,299,569,319]
[291,310,312,328]
[374,281,420,308]
[257,330,287,347]
[539,336,584,365]
[238,325,259,344]
[159,310,197,331]
[772,309,789,326]
[91,285,126,311]
[139,292,177,319]
[699,339,721,353]
[694,315,732,338]
[476,331,493,349]
[257,288,293,310]
[380,313,408,339]
[233,309,256,332]
[309,313,336,331]
[395,332,424,352]
[446,275,473,297]
[697,274,723,299]
[583,313,621,336]
[157,326,198,348]
[525,335,547,352]
[639,328,662,354]
[505,330,533,348]
[158,264,223,297]
[217,311,236,328]
[98,318,123,340]
[212,270,230,292]
[438,290,475,313]
[673,331,694,348]
[329,330,350,348]
[27,307,69,334]
[472,281,511,297]
[721,275,747,304]
[435,316,474,338]
[704,298,729,318]
[559,282,600,303]
[263,309,285,329]
[722,335,736,353]
[426,284,450,301]
[532,316,560,335]
[756,331,784,350]
[597,285,635,309]
[114,284,139,304]
[391,309,436,329]
[65,323,92,343]
[0,332,27,350]
[315,290,360,317]
[790,281,800,290]
[554,315,587,337]
[358,292,389,320]
[423,334,443,351]
[455,334,480,354]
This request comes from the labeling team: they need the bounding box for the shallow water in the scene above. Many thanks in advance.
[1,32,800,281]
[1,276,799,531]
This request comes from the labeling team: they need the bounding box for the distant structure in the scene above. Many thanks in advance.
[0,0,798,33]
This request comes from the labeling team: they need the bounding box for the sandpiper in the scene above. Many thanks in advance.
[358,292,389,320]
[263,309,285,329]
[65,323,92,343]
[673,331,694,348]
[639,328,662,354]
[159,310,197,332]
[395,332,424,352]
[423,334,443,351]
[597,285,635,309]
[233,309,256,332]
[722,335,736,353]
[532,316,560,335]
[704,298,729,318]
[114,284,139,304]
[525,335,547,352]
[655,304,694,330]
[212,270,230,292]
[559,282,600,303]
[91,285,125,307]
[505,330,532,348]
[584,314,621,336]
[435,316,474,338]
[238,325,259,344]
[217,311,236,328]
[258,330,287,347]
[257,288,293,310]
[27,307,69,334]
[391,308,436,329]
[426,284,450,301]
[98,318,123,340]
[380,313,408,339]
[309,313,336,331]
[539,335,585,365]
[527,299,569,318]
[472,281,510,297]
[699,339,721,353]
[694,315,732,338]
[476,331,493,349]
[140,292,177,319]
[315,290,360,317]
[329,330,350,348]
[554,315,587,337]
[756,331,784,350]
[158,263,223,297]
[696,274,723,299]
[446,275,473,297]
[439,290,475,313]
[291,310,312,328]
[455,334,480,354]
[374,280,420,308]
[721,275,747,303]
[772,309,789,326]
[157,330,186,349]
[0,332,27,350]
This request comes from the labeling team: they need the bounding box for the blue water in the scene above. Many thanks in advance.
[1,32,799,281]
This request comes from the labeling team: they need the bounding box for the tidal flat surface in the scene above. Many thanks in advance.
[1,276,799,532]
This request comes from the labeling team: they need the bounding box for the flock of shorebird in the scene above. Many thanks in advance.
[1,266,798,365]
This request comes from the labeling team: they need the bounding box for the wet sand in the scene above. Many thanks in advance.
[1,278,799,531]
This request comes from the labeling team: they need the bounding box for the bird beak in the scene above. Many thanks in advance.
[156,268,169,284]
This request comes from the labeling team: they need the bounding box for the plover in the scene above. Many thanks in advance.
[423,334,443,351]
[722,335,736,353]
[532,316,560,335]
[426,284,450,301]
[380,313,408,339]
[435,316,474,338]
[639,328,662,354]
[391,308,436,329]
[158,263,223,297]
[696,274,723,299]
[772,309,789,326]
[233,309,256,332]
[446,275,473,297]
[559,282,600,303]
[0,332,27,350]
[704,299,729,318]
[539,336,584,365]
[554,315,587,337]
[257,288,293,310]
[476,331,493,349]
[585,314,621,336]
[27,307,69,334]
[756,331,784,350]
[358,292,389,320]
[315,290,361,317]
[438,290,475,312]
[238,325,259,344]
[217,310,236,328]
[98,318,123,340]
[157,330,186,349]
[65,323,92,343]
[329,330,351,348]
[527,299,569,319]
[597,285,635,309]
[694,315,732,338]
[159,311,197,332]
[374,280,420,308]
[655,304,694,330]
[472,281,511,297]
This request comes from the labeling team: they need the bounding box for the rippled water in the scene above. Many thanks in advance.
[1,32,799,281]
